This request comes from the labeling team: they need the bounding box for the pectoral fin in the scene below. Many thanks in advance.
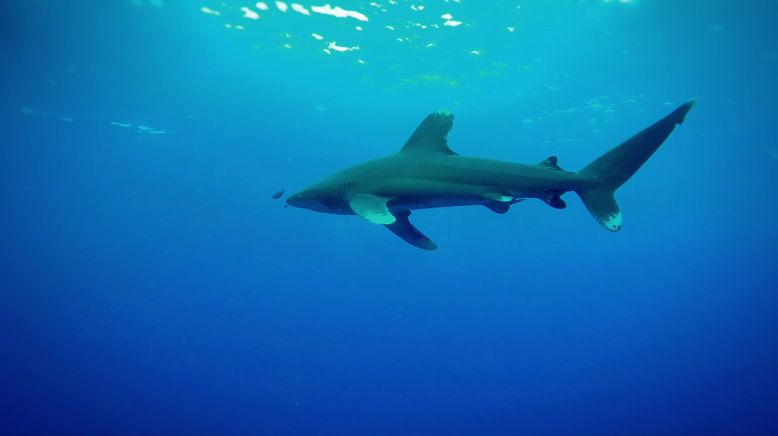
[385,210,437,251]
[349,194,397,224]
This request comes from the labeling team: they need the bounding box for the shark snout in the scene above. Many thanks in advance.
[285,192,303,208]
[286,190,318,210]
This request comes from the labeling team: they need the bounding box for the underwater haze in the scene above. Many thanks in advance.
[2,0,778,434]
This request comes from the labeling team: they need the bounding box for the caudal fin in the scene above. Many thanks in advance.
[576,101,695,231]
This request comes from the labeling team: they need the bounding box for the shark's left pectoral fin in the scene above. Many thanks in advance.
[384,210,437,251]
[349,196,436,249]
[349,194,397,224]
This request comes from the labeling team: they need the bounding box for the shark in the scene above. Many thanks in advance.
[286,101,695,250]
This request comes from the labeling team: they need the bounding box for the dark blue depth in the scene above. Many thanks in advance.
[1,1,777,434]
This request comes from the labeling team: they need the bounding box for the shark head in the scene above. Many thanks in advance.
[286,181,351,214]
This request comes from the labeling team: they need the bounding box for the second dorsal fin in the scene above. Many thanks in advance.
[539,156,563,170]
[540,155,571,172]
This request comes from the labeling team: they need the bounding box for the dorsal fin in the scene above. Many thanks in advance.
[540,155,574,173]
[539,155,564,170]
[400,109,457,155]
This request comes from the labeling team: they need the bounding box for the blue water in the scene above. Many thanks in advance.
[2,1,777,434]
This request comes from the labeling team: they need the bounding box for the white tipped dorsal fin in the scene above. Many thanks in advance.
[400,109,457,155]
[349,194,396,224]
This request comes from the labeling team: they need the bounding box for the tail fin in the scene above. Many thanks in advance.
[576,101,695,231]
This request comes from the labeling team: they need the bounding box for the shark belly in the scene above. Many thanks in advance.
[389,193,492,211]
[362,177,495,212]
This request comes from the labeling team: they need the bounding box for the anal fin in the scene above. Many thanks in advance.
[384,210,437,251]
[542,194,567,209]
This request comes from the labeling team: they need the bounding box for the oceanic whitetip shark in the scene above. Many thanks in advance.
[287,101,695,250]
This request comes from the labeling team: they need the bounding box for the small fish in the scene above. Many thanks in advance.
[271,188,285,200]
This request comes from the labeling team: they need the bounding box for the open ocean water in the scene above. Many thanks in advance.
[1,1,777,434]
